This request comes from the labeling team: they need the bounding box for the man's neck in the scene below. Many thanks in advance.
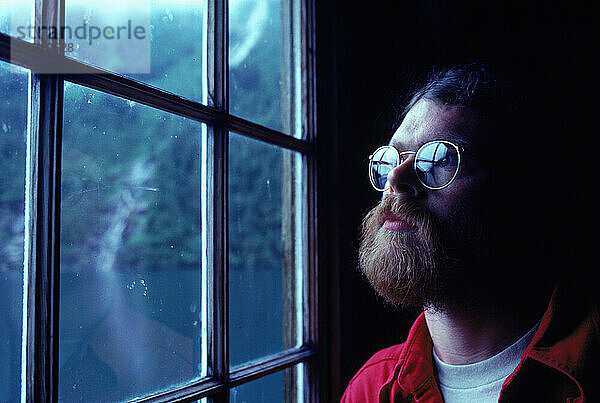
[423,295,548,365]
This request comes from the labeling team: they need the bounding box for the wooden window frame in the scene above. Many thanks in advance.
[0,0,321,400]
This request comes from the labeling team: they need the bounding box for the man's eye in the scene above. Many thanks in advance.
[436,155,456,167]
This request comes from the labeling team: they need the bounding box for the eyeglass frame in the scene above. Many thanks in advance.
[368,140,465,191]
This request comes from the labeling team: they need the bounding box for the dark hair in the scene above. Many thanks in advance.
[396,62,559,283]
[395,62,533,142]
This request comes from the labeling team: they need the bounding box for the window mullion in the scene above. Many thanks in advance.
[210,0,228,112]
[24,0,63,402]
[208,0,229,402]
[303,0,320,401]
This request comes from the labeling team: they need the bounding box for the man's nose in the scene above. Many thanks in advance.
[385,154,419,197]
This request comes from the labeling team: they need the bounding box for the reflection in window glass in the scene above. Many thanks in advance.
[229,0,301,136]
[59,82,207,401]
[230,364,304,403]
[229,133,304,368]
[65,0,207,102]
[0,59,27,403]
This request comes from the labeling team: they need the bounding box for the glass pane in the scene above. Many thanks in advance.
[64,0,207,102]
[230,363,305,403]
[0,0,33,40]
[229,133,304,368]
[0,60,27,403]
[59,83,207,401]
[229,0,302,136]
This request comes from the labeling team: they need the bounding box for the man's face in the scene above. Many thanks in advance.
[359,98,496,310]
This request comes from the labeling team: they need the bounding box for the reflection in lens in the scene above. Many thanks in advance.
[371,147,398,190]
[415,142,458,189]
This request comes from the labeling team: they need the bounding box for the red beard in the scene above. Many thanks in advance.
[359,194,446,308]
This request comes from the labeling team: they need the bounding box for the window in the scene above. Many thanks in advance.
[0,0,317,400]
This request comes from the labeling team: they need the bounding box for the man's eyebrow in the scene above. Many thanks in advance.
[389,132,469,150]
[438,132,469,148]
[388,138,404,149]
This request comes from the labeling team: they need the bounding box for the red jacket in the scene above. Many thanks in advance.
[341,285,599,402]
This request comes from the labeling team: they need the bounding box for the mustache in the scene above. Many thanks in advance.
[367,194,431,230]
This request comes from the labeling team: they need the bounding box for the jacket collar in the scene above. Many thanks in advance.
[387,312,442,401]
[388,285,599,401]
[515,285,599,401]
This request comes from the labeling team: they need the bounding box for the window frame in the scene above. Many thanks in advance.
[0,0,320,400]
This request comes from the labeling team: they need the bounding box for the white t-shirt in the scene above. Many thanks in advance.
[432,322,539,403]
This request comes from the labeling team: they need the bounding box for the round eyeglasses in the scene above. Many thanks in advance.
[368,140,463,191]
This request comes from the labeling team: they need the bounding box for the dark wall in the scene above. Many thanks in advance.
[326,1,594,398]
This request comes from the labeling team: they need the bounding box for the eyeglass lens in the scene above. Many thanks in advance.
[370,142,459,190]
[414,141,459,189]
[370,147,398,190]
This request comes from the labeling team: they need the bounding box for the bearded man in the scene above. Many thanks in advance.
[341,63,599,402]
